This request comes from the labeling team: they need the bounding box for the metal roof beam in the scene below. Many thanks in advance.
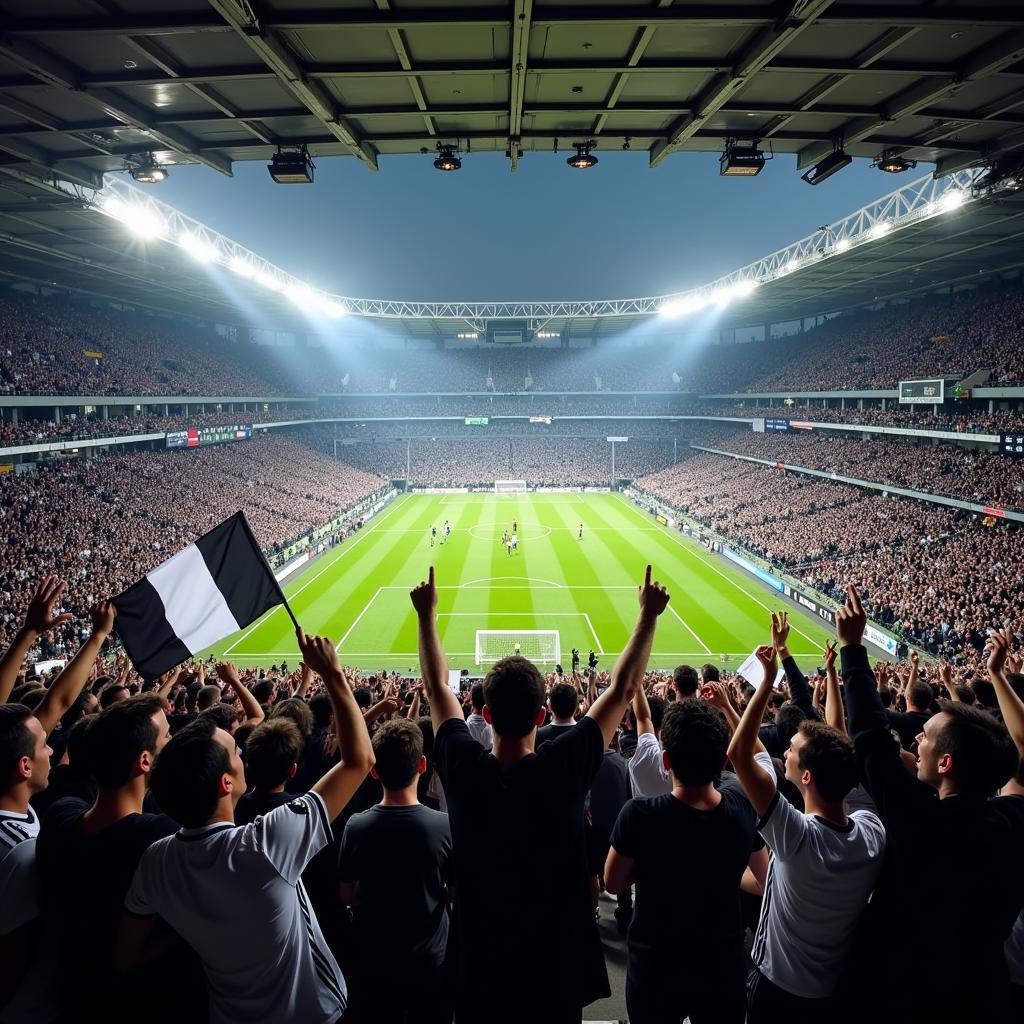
[935,126,1024,177]
[0,36,233,177]
[372,0,437,139]
[205,0,379,171]
[508,0,533,169]
[650,0,834,167]
[796,32,1024,169]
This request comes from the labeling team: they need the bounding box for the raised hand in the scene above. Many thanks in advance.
[754,644,778,686]
[215,662,242,688]
[823,640,838,671]
[410,566,438,616]
[836,584,866,648]
[986,628,1013,678]
[638,564,670,619]
[23,575,73,636]
[89,599,116,639]
[296,627,342,681]
[909,649,919,667]
[771,611,790,651]
[701,680,732,710]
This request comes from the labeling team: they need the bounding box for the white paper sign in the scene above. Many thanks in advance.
[448,669,463,694]
[736,650,787,688]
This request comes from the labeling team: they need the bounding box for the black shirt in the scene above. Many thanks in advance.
[610,776,758,982]
[884,708,932,751]
[235,789,293,826]
[35,798,204,1022]
[434,715,609,1017]
[338,804,452,972]
[535,721,576,749]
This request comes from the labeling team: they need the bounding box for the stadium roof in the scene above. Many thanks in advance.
[0,163,1022,342]
[0,0,1023,182]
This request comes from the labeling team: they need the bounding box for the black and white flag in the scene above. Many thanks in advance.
[113,511,287,679]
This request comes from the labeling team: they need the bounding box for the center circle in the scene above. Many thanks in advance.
[467,523,552,541]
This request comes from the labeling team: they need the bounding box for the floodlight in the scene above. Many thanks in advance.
[433,144,462,171]
[127,206,166,239]
[567,141,598,169]
[268,145,315,184]
[129,154,168,183]
[255,271,284,291]
[178,231,218,263]
[785,257,801,273]
[874,150,916,174]
[869,220,892,239]
[659,296,705,318]
[229,256,257,278]
[801,145,852,186]
[720,140,767,176]
[835,237,851,253]
[939,189,965,212]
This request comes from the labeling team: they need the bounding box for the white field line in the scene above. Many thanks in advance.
[583,613,604,654]
[436,611,587,615]
[668,605,713,654]
[336,587,383,650]
[616,494,820,646]
[380,584,638,590]
[222,495,409,655]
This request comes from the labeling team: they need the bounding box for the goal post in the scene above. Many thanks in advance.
[475,630,561,666]
[494,479,528,493]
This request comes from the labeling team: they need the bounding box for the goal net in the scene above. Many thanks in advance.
[475,630,561,666]
[494,479,528,493]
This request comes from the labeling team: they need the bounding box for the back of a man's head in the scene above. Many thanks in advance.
[673,664,699,698]
[150,717,231,828]
[309,693,333,730]
[66,715,95,773]
[244,718,303,791]
[99,683,130,711]
[201,703,241,733]
[269,697,313,738]
[0,704,35,795]
[372,718,424,790]
[970,678,998,709]
[483,657,545,739]
[775,704,807,747]
[470,682,486,713]
[661,699,729,786]
[701,664,720,684]
[932,702,1018,798]
[352,686,373,711]
[907,680,933,712]
[87,694,166,789]
[252,678,275,706]
[794,721,858,801]
[647,695,667,734]
[196,684,222,712]
[548,682,578,721]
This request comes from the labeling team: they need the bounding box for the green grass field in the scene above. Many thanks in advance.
[202,493,836,673]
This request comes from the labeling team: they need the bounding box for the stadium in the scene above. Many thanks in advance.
[1,2,1023,1022]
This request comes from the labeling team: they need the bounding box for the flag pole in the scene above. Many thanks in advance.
[237,511,301,631]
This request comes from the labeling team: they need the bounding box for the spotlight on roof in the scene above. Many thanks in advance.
[268,145,315,184]
[567,141,598,170]
[873,149,916,174]
[126,206,167,239]
[720,139,768,177]
[939,188,965,212]
[659,296,706,319]
[178,231,219,263]
[801,143,852,186]
[869,220,892,239]
[835,237,851,253]
[433,143,462,172]
[128,154,168,184]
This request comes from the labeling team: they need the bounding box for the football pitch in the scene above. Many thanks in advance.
[203,493,836,673]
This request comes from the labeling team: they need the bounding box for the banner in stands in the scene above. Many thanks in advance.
[583,486,611,493]
[721,546,785,593]
[414,487,469,494]
[782,582,836,625]
[864,624,899,656]
[166,424,253,448]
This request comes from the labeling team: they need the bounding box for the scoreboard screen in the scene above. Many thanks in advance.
[166,424,253,449]
[1000,433,1024,458]
[899,379,944,404]
[464,417,489,425]
[765,418,790,432]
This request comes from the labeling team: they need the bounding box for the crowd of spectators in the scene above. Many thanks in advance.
[2,554,1023,1023]
[772,404,1024,435]
[5,282,1022,400]
[688,422,1024,510]
[637,452,1022,662]
[0,434,383,656]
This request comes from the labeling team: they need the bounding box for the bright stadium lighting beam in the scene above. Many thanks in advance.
[835,237,851,253]
[869,220,892,239]
[229,256,257,278]
[785,257,801,273]
[659,295,706,318]
[126,205,167,240]
[939,189,965,212]
[178,231,219,263]
[256,270,284,292]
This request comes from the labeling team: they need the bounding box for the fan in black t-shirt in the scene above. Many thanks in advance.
[411,563,671,1024]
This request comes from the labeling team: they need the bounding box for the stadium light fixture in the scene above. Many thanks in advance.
[834,237,851,253]
[178,231,218,263]
[869,220,892,239]
[433,143,462,172]
[268,145,315,184]
[229,256,257,278]
[255,270,284,292]
[719,139,768,177]
[567,141,598,169]
[801,143,852,186]
[126,205,167,239]
[535,330,560,338]
[128,154,168,184]
[785,257,801,273]
[873,150,916,174]
[939,189,965,212]
[659,296,705,318]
